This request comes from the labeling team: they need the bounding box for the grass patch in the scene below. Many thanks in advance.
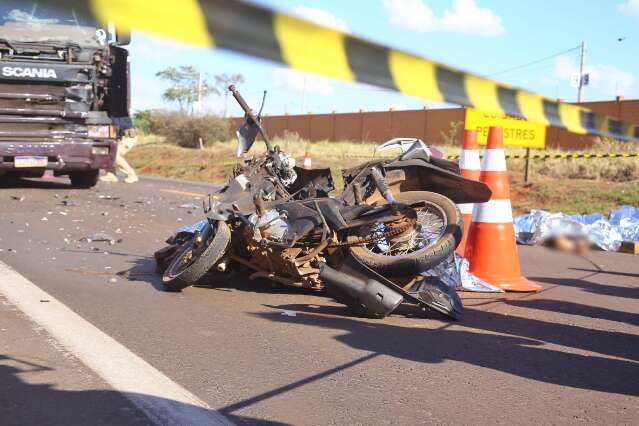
[129,134,639,215]
[510,174,639,215]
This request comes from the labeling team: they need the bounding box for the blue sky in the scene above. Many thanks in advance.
[127,0,639,116]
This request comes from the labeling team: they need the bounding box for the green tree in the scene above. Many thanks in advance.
[214,73,245,117]
[155,66,218,114]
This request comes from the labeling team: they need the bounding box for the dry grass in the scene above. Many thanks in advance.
[128,134,639,214]
[130,134,448,186]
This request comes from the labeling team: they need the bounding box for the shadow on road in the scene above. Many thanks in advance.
[532,276,639,299]
[116,256,165,291]
[0,177,73,190]
[254,304,639,397]
[0,354,283,426]
[120,256,331,299]
[504,298,639,327]
[569,267,639,279]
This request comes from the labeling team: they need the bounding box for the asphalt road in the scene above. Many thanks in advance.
[0,175,638,425]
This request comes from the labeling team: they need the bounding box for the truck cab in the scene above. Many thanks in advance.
[0,2,130,187]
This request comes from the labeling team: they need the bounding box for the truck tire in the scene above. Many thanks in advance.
[349,191,462,277]
[70,170,99,188]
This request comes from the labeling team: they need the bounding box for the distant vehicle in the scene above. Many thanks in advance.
[0,2,131,187]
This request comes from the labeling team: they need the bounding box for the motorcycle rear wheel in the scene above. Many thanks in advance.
[349,191,462,277]
[162,221,231,291]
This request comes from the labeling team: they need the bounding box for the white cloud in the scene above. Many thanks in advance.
[383,0,505,37]
[554,56,636,98]
[272,68,335,96]
[292,6,349,31]
[619,0,639,17]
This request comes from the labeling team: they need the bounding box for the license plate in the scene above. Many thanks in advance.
[14,156,48,168]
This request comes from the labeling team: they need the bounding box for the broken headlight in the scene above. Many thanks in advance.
[87,125,114,138]
[91,146,110,156]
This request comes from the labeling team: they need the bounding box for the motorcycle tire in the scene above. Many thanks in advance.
[349,191,462,277]
[162,221,231,291]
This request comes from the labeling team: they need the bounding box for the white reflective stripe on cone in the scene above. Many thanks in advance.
[471,199,513,223]
[481,148,507,171]
[457,202,474,215]
[459,150,480,170]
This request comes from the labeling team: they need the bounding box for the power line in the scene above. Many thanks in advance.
[488,45,581,77]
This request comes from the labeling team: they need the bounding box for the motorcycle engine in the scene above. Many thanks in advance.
[276,152,297,186]
[250,209,289,241]
[245,208,323,289]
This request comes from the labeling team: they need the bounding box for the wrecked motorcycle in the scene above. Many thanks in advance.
[155,86,491,319]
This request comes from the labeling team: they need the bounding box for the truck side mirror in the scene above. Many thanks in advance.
[115,29,131,46]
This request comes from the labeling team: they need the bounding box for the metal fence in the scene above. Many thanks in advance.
[231,98,639,150]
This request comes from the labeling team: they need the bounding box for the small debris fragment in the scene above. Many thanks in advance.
[40,299,50,303]
[108,278,117,283]
[10,195,25,201]
[62,199,80,206]
[59,211,68,216]
[179,203,199,209]
[281,310,297,317]
[41,217,48,221]
[98,194,119,200]
[82,232,116,244]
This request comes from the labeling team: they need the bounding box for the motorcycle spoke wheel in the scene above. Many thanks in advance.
[363,202,447,257]
[164,240,200,280]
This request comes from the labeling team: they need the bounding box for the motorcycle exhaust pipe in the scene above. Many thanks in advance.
[319,264,403,318]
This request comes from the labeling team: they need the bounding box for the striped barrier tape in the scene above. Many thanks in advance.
[443,152,639,160]
[37,0,639,142]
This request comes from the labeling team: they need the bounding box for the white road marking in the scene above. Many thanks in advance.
[0,260,232,426]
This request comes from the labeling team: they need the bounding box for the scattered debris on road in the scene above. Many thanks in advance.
[81,232,119,245]
[178,202,199,209]
[98,194,119,200]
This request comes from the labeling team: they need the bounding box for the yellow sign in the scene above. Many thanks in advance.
[465,108,546,148]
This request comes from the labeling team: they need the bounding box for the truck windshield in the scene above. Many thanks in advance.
[0,2,104,48]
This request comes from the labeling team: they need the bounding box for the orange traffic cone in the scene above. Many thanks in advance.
[464,126,541,292]
[303,150,312,170]
[456,129,480,255]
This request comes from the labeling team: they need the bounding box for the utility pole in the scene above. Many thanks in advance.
[196,71,203,115]
[577,41,587,102]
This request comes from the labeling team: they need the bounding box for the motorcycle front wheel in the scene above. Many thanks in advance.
[162,221,231,291]
[349,191,462,277]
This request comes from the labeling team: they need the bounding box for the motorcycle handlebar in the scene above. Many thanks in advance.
[229,84,254,118]
[228,84,275,155]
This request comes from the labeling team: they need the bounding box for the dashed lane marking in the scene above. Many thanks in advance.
[160,188,207,198]
[0,260,232,426]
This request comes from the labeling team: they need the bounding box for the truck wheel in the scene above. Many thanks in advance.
[70,171,99,188]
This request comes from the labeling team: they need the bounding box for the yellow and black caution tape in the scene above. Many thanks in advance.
[444,152,639,160]
[41,0,639,142]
